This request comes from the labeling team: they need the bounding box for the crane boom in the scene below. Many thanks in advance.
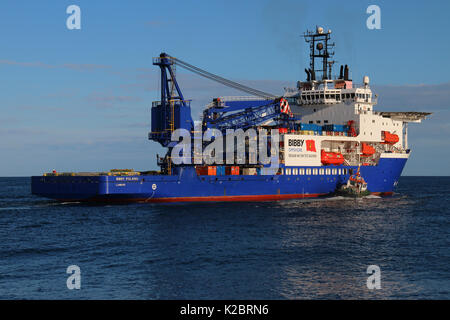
[169,56,277,99]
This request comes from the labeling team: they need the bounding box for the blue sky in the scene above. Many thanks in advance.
[0,0,449,176]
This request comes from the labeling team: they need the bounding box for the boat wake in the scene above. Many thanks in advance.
[364,194,382,199]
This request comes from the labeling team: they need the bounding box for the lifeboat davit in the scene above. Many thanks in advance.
[321,150,345,165]
[361,143,375,156]
[382,131,399,144]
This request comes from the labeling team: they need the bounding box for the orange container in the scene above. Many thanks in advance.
[226,166,240,175]
[207,166,216,175]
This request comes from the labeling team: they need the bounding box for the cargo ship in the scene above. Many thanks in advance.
[32,27,431,203]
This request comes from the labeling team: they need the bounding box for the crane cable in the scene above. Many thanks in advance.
[169,56,277,99]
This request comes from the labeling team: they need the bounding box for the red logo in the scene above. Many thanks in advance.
[306,140,316,152]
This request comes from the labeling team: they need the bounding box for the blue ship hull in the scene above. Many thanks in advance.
[31,157,407,203]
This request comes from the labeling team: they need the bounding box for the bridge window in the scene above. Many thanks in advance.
[324,120,329,123]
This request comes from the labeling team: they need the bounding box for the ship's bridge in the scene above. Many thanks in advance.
[296,79,377,106]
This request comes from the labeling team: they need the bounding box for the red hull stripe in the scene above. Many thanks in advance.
[143,193,326,203]
[59,193,326,203]
[59,191,394,203]
[371,192,394,196]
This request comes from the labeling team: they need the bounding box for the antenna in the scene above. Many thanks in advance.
[302,26,335,81]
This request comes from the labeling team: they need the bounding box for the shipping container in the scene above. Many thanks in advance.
[242,168,257,175]
[216,166,225,176]
[322,124,349,132]
[225,166,240,175]
[299,123,323,134]
[207,166,217,175]
[196,166,207,176]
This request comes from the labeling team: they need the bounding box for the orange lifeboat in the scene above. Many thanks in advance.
[382,131,399,144]
[361,143,375,156]
[321,150,345,165]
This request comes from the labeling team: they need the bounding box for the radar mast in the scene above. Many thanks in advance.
[303,26,335,81]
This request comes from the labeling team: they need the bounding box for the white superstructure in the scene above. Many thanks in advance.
[279,26,431,168]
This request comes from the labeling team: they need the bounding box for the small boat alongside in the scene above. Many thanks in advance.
[336,167,371,197]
